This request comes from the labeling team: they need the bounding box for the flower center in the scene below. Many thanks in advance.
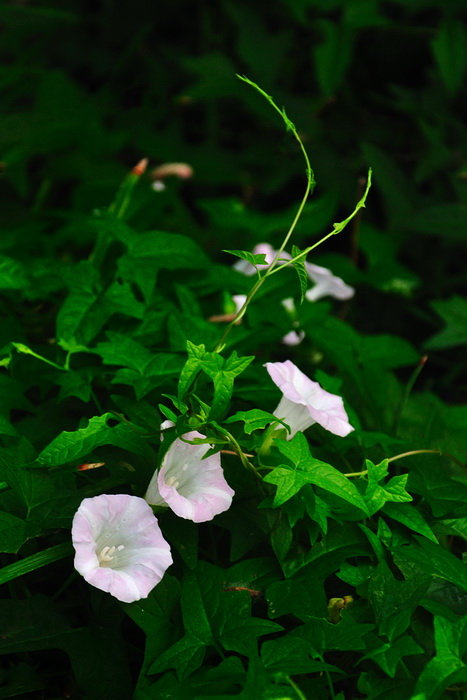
[98,544,125,566]
[165,475,180,489]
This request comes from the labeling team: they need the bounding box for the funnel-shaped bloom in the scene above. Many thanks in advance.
[72,494,172,603]
[145,431,234,523]
[305,263,354,302]
[265,360,354,439]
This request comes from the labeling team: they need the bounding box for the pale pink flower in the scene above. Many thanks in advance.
[305,263,354,302]
[145,431,234,523]
[282,330,305,346]
[72,494,172,603]
[265,360,354,438]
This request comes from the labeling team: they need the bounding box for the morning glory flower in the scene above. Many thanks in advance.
[145,431,234,523]
[305,262,354,302]
[72,494,173,603]
[265,360,354,438]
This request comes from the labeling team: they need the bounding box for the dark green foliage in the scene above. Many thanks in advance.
[0,0,466,697]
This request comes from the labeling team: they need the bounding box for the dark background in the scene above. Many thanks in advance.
[1,0,466,397]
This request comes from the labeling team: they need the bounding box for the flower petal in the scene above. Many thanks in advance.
[265,361,354,438]
[146,431,234,523]
[72,494,172,603]
[305,263,354,302]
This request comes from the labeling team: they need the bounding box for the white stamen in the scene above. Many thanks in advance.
[165,475,180,489]
[98,544,125,564]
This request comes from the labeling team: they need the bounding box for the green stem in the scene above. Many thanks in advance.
[90,159,147,267]
[215,79,315,352]
[268,168,372,277]
[345,448,466,478]
[286,675,308,700]
[11,343,67,372]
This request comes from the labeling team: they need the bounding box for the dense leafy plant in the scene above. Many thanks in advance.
[1,1,467,697]
[0,70,466,699]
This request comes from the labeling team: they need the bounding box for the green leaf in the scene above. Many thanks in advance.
[368,562,430,641]
[291,244,308,302]
[406,202,467,240]
[148,636,205,680]
[358,335,419,368]
[266,577,327,621]
[262,633,342,675]
[295,615,374,655]
[414,616,467,698]
[0,255,28,290]
[431,20,467,95]
[383,502,437,543]
[364,459,412,516]
[95,332,156,371]
[178,341,207,400]
[57,369,93,403]
[0,512,27,553]
[128,231,208,267]
[56,261,110,346]
[225,408,288,434]
[223,249,268,267]
[37,413,153,466]
[221,617,283,658]
[391,536,467,592]
[200,350,254,418]
[181,569,215,646]
[0,543,73,585]
[125,575,181,671]
[314,19,354,96]
[426,296,467,350]
[265,433,367,513]
[360,635,423,678]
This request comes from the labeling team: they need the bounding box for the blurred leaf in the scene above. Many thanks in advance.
[56,261,109,347]
[0,512,27,553]
[0,255,28,290]
[426,296,467,349]
[314,20,354,96]
[431,20,467,95]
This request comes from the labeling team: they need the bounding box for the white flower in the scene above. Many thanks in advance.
[282,330,305,346]
[265,360,354,439]
[305,262,354,302]
[145,431,234,523]
[72,494,172,603]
